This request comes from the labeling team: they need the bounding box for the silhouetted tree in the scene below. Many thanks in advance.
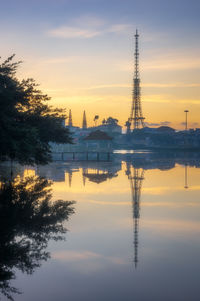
[104,117,118,126]
[0,55,72,165]
[0,175,75,300]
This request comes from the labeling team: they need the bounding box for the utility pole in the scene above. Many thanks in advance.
[184,110,189,131]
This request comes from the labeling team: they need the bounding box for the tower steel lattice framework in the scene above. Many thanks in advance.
[126,30,145,132]
[126,163,144,268]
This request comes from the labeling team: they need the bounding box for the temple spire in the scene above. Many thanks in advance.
[68,109,73,127]
[82,110,87,129]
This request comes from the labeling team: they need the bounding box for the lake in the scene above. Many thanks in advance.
[0,152,200,301]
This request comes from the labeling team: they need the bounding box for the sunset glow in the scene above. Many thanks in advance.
[1,0,200,129]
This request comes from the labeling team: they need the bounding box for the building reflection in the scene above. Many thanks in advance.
[37,161,122,186]
[33,152,200,190]
[82,170,117,184]
[0,175,75,301]
[82,162,120,185]
[36,154,195,270]
[0,151,197,289]
[0,152,198,186]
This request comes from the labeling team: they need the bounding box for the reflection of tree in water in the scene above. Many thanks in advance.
[0,176,75,300]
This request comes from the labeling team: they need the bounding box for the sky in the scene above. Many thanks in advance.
[0,0,200,129]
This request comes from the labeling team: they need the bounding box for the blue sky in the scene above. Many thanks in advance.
[1,0,200,128]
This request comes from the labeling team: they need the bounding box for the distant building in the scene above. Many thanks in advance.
[97,123,122,135]
[156,126,175,133]
[141,126,175,134]
[87,117,122,137]
[61,118,66,127]
[141,127,158,133]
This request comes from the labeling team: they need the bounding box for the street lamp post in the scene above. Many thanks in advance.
[184,110,189,131]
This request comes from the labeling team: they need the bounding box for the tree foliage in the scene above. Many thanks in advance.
[0,55,72,164]
[102,117,118,126]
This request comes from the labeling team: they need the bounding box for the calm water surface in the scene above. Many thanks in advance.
[1,153,200,301]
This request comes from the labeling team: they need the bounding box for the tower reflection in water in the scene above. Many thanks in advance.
[61,160,144,269]
[126,163,144,268]
[0,153,198,300]
[37,154,196,269]
[0,175,75,301]
[38,155,194,268]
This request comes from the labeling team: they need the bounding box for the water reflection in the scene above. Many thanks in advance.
[35,152,200,188]
[37,160,122,186]
[125,163,144,268]
[35,152,200,270]
[184,164,189,189]
[0,176,75,300]
[0,152,200,301]
[82,162,119,184]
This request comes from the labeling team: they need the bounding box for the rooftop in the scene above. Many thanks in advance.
[84,130,113,141]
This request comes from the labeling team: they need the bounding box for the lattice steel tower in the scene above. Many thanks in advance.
[126,30,145,132]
